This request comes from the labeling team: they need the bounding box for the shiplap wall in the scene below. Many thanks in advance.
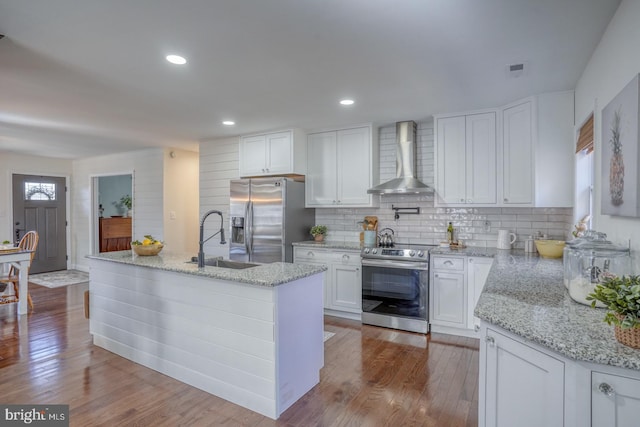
[72,148,164,270]
[199,136,239,258]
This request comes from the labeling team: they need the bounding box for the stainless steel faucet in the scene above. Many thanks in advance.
[198,210,226,268]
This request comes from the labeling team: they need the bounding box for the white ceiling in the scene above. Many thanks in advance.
[0,0,621,159]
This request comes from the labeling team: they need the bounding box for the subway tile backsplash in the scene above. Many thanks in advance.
[317,119,574,248]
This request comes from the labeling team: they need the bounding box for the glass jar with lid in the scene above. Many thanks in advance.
[564,231,631,306]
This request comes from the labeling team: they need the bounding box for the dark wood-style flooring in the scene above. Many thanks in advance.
[0,283,479,426]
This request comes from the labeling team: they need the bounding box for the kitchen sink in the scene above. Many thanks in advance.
[188,257,259,269]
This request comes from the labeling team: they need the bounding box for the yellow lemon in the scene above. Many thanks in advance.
[142,238,152,245]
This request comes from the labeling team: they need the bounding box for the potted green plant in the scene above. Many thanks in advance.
[118,195,132,217]
[587,275,640,348]
[310,225,327,242]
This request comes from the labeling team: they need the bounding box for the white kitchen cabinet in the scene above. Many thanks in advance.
[330,252,361,313]
[293,246,361,318]
[239,129,306,177]
[480,327,565,427]
[467,257,494,330]
[535,91,575,207]
[592,371,640,427]
[430,256,467,329]
[306,125,378,208]
[435,112,497,205]
[502,99,534,205]
[435,91,574,208]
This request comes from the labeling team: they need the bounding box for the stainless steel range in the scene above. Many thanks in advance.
[361,243,434,334]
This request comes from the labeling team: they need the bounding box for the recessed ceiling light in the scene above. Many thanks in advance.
[166,54,187,65]
[340,99,355,106]
[222,121,235,126]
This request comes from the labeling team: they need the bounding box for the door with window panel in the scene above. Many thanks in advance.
[12,174,67,273]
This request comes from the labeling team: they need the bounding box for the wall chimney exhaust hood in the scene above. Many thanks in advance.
[367,121,432,195]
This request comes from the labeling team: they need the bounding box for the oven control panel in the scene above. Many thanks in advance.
[362,247,428,259]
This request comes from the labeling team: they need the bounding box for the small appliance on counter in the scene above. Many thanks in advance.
[564,230,631,306]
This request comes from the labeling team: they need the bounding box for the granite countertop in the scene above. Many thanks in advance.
[475,251,640,370]
[292,240,363,250]
[429,246,499,257]
[87,251,327,287]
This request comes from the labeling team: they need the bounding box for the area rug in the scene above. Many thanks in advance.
[323,331,335,342]
[29,270,89,288]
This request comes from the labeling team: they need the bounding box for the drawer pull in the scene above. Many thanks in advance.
[485,336,495,347]
[342,254,350,261]
[307,251,314,257]
[598,383,615,396]
[444,260,454,266]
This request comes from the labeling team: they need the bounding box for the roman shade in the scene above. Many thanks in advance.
[576,114,594,154]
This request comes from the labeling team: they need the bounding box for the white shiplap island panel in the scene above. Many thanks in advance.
[88,255,325,419]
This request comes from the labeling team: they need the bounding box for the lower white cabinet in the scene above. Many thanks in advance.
[592,371,640,427]
[294,247,361,317]
[467,257,494,330]
[430,255,493,336]
[479,323,640,427]
[430,270,466,328]
[480,327,565,427]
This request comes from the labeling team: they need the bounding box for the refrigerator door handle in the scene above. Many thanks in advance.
[246,201,253,256]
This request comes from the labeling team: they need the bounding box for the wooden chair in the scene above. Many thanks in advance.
[0,231,39,310]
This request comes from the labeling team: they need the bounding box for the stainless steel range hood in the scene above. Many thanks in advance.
[367,121,432,194]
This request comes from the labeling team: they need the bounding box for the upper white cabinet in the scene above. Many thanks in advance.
[239,129,306,177]
[535,91,575,207]
[434,91,574,207]
[436,112,497,205]
[502,99,534,205]
[306,125,379,207]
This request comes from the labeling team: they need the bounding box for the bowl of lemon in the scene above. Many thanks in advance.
[131,235,164,256]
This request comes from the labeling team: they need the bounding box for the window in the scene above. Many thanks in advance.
[575,113,594,227]
[24,182,56,200]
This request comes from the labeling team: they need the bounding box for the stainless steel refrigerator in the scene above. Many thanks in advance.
[229,177,315,263]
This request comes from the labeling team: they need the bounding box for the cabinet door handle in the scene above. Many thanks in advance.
[434,274,439,278]
[460,198,465,202]
[474,324,480,332]
[485,336,495,347]
[504,198,509,202]
[342,254,350,261]
[467,199,472,203]
[598,382,615,396]
[307,251,314,257]
[469,258,473,263]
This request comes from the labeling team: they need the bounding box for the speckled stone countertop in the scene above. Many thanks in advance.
[292,241,363,250]
[429,246,499,257]
[475,251,640,370]
[87,251,326,287]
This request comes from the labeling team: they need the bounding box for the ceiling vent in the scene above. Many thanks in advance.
[506,62,528,78]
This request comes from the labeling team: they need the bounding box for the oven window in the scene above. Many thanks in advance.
[362,265,427,319]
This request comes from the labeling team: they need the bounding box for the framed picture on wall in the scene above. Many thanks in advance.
[601,73,640,217]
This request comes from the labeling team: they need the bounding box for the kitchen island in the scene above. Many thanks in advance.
[475,251,640,427]
[87,251,326,420]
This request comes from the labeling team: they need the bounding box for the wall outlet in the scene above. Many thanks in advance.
[169,211,177,220]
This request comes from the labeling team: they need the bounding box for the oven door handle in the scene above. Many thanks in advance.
[361,258,428,270]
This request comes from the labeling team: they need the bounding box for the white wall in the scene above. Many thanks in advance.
[199,136,239,258]
[163,148,199,255]
[72,149,165,270]
[574,0,640,260]
[0,152,72,242]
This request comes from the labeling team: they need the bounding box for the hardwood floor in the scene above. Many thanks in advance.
[0,283,479,426]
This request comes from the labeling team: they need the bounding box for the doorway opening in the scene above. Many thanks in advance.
[92,174,133,254]
[12,174,68,274]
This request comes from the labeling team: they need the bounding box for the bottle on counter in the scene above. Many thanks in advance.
[447,222,454,243]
